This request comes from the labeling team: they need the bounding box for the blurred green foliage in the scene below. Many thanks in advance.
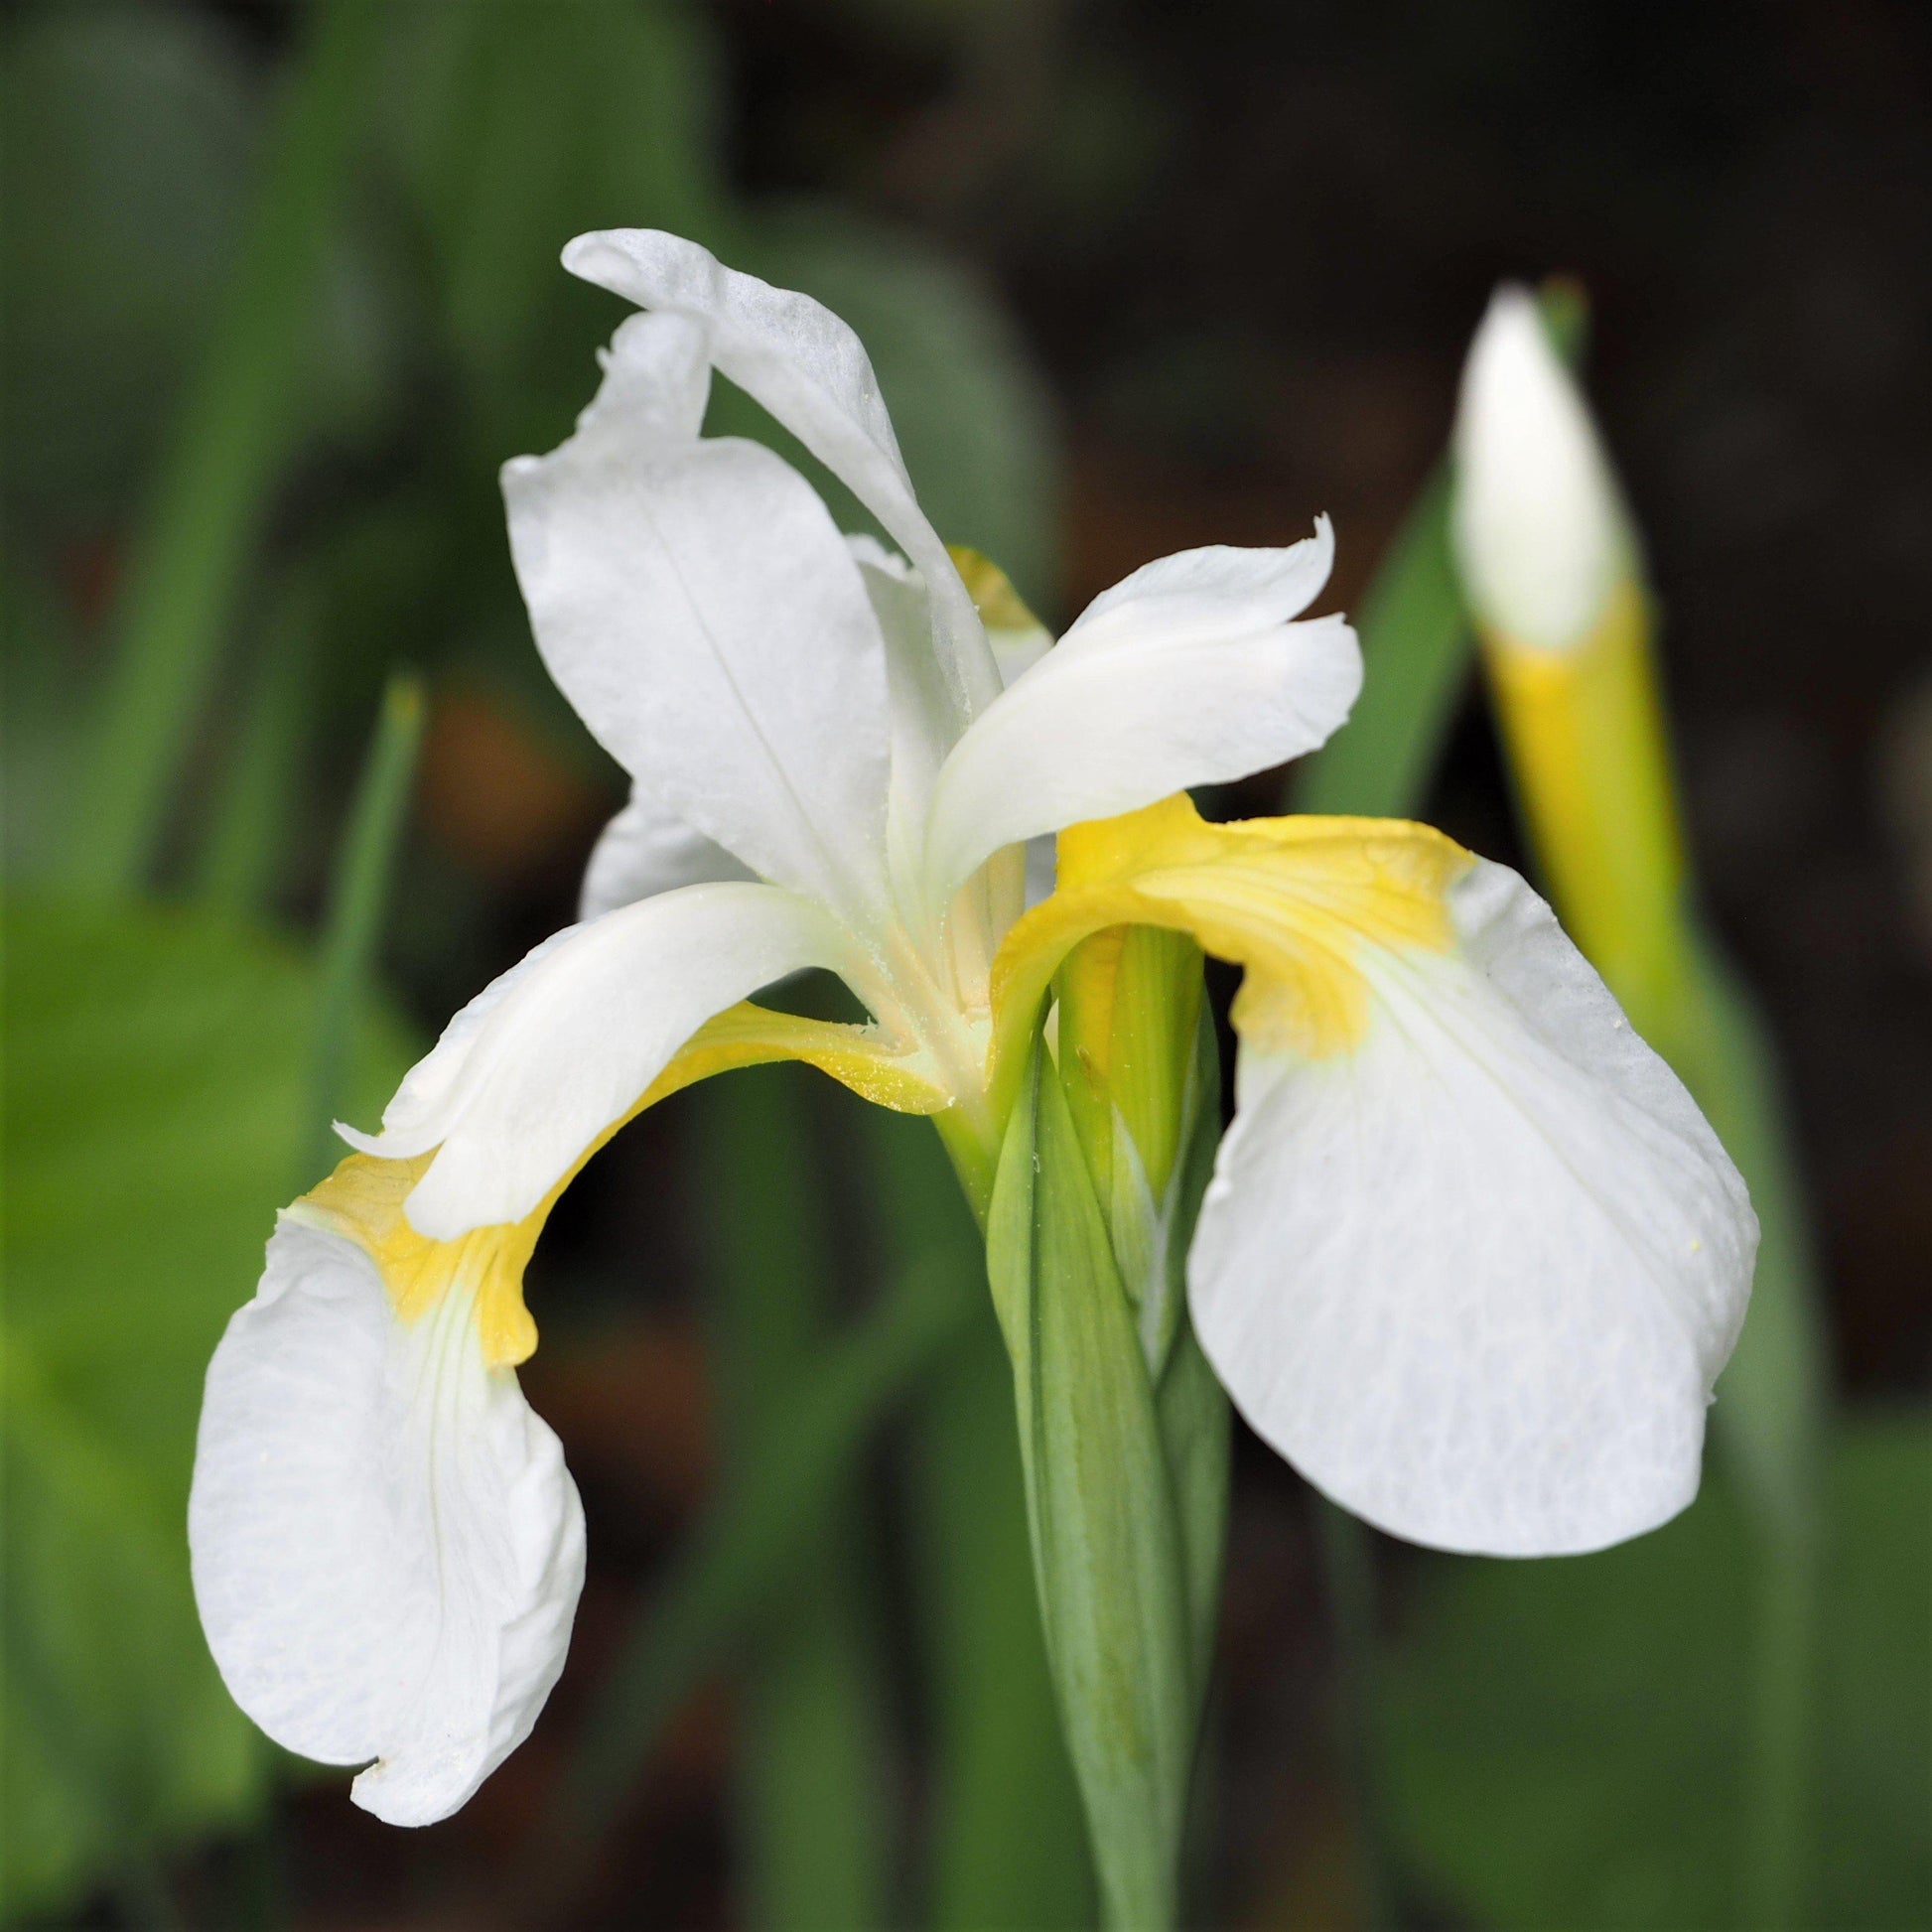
[1,898,415,1918]
[1387,1416,1931,1930]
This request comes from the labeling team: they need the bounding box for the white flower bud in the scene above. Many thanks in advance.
[1452,286,1633,651]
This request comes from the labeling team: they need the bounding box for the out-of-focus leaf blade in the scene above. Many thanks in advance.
[67,0,384,895]
[1385,1414,1930,1932]
[1291,469,1470,822]
[555,1247,974,1861]
[0,4,254,530]
[0,896,415,1920]
[302,673,424,1186]
[693,1067,893,1932]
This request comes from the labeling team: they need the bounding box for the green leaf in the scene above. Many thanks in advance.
[551,1237,974,1870]
[1291,469,1471,822]
[66,0,388,895]
[0,895,415,1920]
[987,1038,1194,1931]
[693,1067,895,1932]
[381,0,729,460]
[0,3,255,531]
[1385,1413,1931,1931]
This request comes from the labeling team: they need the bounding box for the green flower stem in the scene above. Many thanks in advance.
[859,1107,1097,1931]
[695,1068,896,1931]
[987,1040,1198,1932]
[300,673,423,1189]
[66,0,383,896]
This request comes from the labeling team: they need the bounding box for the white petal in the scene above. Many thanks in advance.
[922,522,1361,905]
[189,1219,584,1825]
[1188,860,1756,1557]
[345,883,861,1237]
[561,228,1001,726]
[1452,286,1632,650]
[579,782,753,921]
[503,310,895,921]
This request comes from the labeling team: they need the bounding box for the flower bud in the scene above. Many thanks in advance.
[1452,285,1634,653]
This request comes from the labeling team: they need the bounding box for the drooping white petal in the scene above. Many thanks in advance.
[560,228,1001,726]
[579,782,753,922]
[1188,859,1755,1557]
[922,521,1361,906]
[1452,286,1633,651]
[344,883,863,1237]
[503,310,895,922]
[190,1218,584,1825]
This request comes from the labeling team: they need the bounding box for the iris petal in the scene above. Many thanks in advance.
[189,1210,584,1826]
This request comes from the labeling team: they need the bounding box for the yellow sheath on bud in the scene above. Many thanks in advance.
[1480,576,1688,1032]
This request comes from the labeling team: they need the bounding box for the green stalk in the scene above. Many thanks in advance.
[859,1107,1097,1931]
[694,1068,895,1930]
[66,0,384,895]
[301,674,423,1187]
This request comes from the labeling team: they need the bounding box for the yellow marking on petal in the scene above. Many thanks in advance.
[295,1003,949,1367]
[990,794,1472,1122]
[633,1000,952,1115]
[297,1151,549,1369]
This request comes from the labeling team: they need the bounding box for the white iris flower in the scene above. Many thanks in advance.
[190,232,1756,1827]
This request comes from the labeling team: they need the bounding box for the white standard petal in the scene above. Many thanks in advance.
[189,1218,584,1825]
[560,227,1001,727]
[1452,285,1633,650]
[503,310,895,922]
[579,781,754,922]
[1187,859,1756,1557]
[345,883,863,1237]
[921,520,1362,907]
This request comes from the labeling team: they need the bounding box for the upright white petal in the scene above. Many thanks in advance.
[580,782,753,922]
[503,311,895,922]
[1188,860,1755,1557]
[344,883,864,1237]
[190,1219,584,1825]
[922,523,1361,906]
[560,228,1001,727]
[846,536,960,910]
[1452,286,1632,651]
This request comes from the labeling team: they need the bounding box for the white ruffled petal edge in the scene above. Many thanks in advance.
[190,1217,585,1825]
[561,227,1000,725]
[1188,858,1756,1557]
[921,521,1361,907]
